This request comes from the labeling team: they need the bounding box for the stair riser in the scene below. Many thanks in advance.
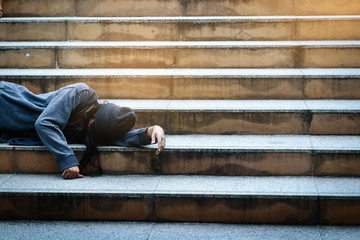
[320,199,360,225]
[314,154,360,177]
[0,49,56,68]
[156,197,359,225]
[135,112,360,135]
[3,0,76,17]
[4,78,360,100]
[305,79,360,99]
[0,23,66,41]
[1,194,358,225]
[156,197,318,224]
[0,195,152,221]
[1,150,360,177]
[1,47,360,68]
[2,20,359,41]
[3,0,360,16]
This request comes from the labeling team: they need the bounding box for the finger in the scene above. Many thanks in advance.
[62,168,75,179]
[63,173,82,179]
[63,173,71,179]
[160,135,165,147]
[72,173,79,179]
[151,131,156,144]
[156,136,165,155]
[62,171,71,179]
[66,172,79,179]
[156,146,164,155]
[67,171,76,179]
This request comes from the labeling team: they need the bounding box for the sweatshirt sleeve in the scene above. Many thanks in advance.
[35,83,98,172]
[112,127,151,147]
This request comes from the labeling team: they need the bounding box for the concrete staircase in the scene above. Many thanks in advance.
[1,0,360,232]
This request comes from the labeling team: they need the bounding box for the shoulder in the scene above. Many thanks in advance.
[61,83,93,93]
[56,83,98,102]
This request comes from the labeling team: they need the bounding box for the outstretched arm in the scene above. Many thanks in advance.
[113,125,166,154]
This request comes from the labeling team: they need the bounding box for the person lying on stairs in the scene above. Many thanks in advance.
[0,81,165,179]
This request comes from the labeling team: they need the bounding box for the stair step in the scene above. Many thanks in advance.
[2,0,359,231]
[1,221,360,240]
[3,0,360,17]
[109,99,360,135]
[1,41,359,68]
[1,135,360,177]
[1,174,359,224]
[1,16,360,41]
[2,68,360,99]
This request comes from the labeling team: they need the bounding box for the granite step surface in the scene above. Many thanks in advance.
[1,174,360,224]
[1,68,360,99]
[1,16,359,41]
[1,135,360,177]
[1,41,360,68]
[0,221,360,240]
[3,0,360,17]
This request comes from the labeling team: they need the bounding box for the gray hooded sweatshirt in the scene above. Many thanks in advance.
[0,81,150,172]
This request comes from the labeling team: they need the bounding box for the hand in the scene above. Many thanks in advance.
[146,125,165,155]
[61,166,84,179]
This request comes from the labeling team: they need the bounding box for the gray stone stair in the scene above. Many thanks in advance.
[1,16,360,41]
[3,0,360,17]
[1,68,360,99]
[102,99,360,135]
[1,135,360,177]
[1,174,360,225]
[1,41,360,68]
[1,0,359,230]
